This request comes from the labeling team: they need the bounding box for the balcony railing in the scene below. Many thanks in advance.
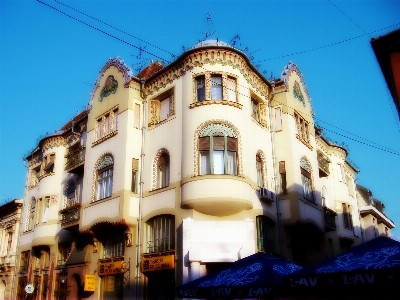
[60,206,80,226]
[317,151,330,177]
[65,146,85,172]
[324,206,337,231]
[147,238,175,253]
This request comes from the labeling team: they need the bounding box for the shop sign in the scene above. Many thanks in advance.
[141,255,174,272]
[84,274,97,292]
[98,261,124,276]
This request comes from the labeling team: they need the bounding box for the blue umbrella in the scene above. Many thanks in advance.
[284,237,400,298]
[178,252,302,298]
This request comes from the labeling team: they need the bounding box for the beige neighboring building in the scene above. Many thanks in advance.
[16,40,395,300]
[0,199,23,300]
[356,185,395,241]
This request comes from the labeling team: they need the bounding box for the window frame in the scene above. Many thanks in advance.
[300,158,314,202]
[157,153,170,189]
[95,155,114,201]
[294,111,310,144]
[148,88,175,126]
[94,106,119,144]
[145,215,175,253]
[193,72,238,103]
[256,216,275,253]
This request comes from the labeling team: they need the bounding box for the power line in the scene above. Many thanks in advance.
[257,21,400,62]
[54,0,176,56]
[38,0,400,157]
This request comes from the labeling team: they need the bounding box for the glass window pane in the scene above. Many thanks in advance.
[200,151,210,175]
[228,77,236,101]
[160,97,170,121]
[213,150,224,174]
[211,76,222,100]
[226,151,237,175]
[196,77,205,101]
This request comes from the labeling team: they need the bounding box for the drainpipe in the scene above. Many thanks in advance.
[268,82,284,256]
[135,80,147,300]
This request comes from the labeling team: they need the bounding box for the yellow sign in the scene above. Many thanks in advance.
[98,261,124,276]
[83,274,96,292]
[141,255,174,272]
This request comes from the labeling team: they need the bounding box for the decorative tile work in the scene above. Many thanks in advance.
[89,57,133,108]
[293,81,305,107]
[145,49,270,100]
[193,120,243,177]
[99,75,118,102]
[281,62,314,116]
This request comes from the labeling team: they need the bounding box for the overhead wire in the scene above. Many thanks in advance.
[38,0,400,157]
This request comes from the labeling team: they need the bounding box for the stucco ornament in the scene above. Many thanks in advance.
[99,75,118,102]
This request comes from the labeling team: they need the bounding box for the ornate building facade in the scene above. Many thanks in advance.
[0,199,23,300]
[16,40,394,299]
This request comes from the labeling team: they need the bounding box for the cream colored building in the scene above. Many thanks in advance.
[0,199,23,300]
[16,40,394,299]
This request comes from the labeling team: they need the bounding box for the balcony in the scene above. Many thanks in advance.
[317,151,330,177]
[60,204,80,227]
[65,146,85,173]
[324,206,337,231]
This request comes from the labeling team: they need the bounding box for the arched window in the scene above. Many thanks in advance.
[26,198,36,231]
[256,151,267,188]
[96,155,114,200]
[145,215,175,253]
[198,124,237,175]
[300,157,314,202]
[158,154,170,188]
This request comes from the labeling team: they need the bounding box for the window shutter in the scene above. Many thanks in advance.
[198,137,210,151]
[134,103,140,128]
[213,136,225,150]
[227,137,237,151]
[149,100,160,125]
[259,103,267,125]
[160,97,170,121]
[275,107,282,131]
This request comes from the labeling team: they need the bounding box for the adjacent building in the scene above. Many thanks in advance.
[16,40,394,299]
[0,199,23,300]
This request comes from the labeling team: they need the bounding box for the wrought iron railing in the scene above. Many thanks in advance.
[146,238,175,253]
[317,151,330,176]
[60,206,80,225]
[324,206,337,230]
[65,146,85,171]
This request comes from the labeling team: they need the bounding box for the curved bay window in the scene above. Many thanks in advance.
[198,124,238,175]
[146,215,175,253]
[96,155,114,200]
[256,216,275,253]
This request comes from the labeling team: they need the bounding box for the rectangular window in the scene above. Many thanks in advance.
[275,107,282,131]
[211,75,223,100]
[133,103,140,128]
[196,76,206,101]
[112,109,118,131]
[227,76,237,101]
[103,231,125,258]
[146,215,175,253]
[251,99,259,121]
[294,112,309,143]
[20,251,30,272]
[342,203,353,230]
[97,117,103,140]
[279,161,287,194]
[131,158,139,193]
[42,196,49,223]
[58,242,71,265]
[256,216,275,253]
[199,136,237,175]
[104,114,110,136]
[97,168,113,200]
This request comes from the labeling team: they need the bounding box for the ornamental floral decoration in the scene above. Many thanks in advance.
[99,75,118,102]
[293,81,305,107]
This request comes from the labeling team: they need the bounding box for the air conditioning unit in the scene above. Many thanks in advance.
[258,187,275,202]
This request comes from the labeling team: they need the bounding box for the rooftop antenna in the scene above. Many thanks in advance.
[205,12,216,40]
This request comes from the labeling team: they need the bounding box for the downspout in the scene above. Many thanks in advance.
[268,82,284,256]
[135,80,147,300]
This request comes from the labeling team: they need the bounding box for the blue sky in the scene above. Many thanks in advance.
[1,0,400,237]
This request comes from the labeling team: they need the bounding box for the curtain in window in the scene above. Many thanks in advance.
[97,168,113,200]
[200,151,210,175]
[226,151,237,175]
[301,168,313,201]
[160,97,170,121]
[196,77,205,101]
[211,75,222,100]
[256,155,263,187]
[42,197,49,223]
